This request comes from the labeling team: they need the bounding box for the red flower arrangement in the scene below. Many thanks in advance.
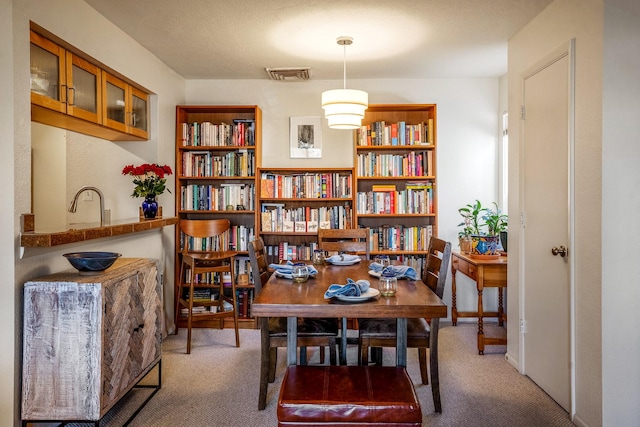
[122,163,173,198]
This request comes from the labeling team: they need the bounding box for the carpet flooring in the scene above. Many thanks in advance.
[73,322,575,427]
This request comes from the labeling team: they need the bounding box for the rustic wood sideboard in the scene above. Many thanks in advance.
[21,258,162,423]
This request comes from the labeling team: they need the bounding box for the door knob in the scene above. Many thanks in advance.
[551,246,567,257]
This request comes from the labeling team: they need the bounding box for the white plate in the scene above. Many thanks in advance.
[275,271,316,279]
[368,269,410,279]
[368,270,381,278]
[335,288,380,302]
[327,258,361,266]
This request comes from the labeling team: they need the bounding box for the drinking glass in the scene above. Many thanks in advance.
[312,249,325,265]
[379,271,398,297]
[374,255,391,267]
[291,263,309,283]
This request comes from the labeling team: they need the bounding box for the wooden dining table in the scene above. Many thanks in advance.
[251,260,447,367]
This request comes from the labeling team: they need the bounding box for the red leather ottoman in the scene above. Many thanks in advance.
[277,365,422,427]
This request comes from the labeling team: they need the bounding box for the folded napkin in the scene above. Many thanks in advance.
[369,263,419,280]
[269,261,318,278]
[325,254,361,264]
[324,278,371,299]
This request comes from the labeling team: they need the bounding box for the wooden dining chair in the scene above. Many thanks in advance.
[317,227,370,259]
[357,236,451,413]
[317,227,370,365]
[248,237,339,410]
[174,219,240,354]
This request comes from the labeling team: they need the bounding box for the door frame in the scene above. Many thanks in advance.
[518,38,576,416]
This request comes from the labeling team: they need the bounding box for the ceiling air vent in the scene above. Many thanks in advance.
[265,67,311,81]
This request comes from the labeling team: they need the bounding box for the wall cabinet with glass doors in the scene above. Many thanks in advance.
[29,23,150,141]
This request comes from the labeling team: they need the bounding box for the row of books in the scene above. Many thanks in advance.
[368,225,434,252]
[181,150,255,177]
[356,119,434,146]
[182,256,252,287]
[260,203,352,232]
[356,183,434,215]
[264,242,322,264]
[180,183,255,211]
[259,172,352,199]
[356,150,434,177]
[180,225,254,252]
[180,119,255,147]
[180,287,254,319]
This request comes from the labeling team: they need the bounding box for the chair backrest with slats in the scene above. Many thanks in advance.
[248,237,271,292]
[180,219,231,253]
[317,228,370,259]
[422,237,452,299]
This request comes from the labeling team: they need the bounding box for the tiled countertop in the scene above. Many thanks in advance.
[20,213,178,247]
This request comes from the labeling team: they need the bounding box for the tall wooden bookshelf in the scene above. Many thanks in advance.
[256,167,355,264]
[354,104,437,275]
[175,105,261,329]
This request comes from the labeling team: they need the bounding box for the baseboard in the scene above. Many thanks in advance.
[504,351,519,371]
[572,413,589,427]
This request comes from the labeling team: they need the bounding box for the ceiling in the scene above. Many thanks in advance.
[83,0,552,81]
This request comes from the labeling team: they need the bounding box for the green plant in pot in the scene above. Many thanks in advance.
[458,200,508,256]
[457,200,483,254]
[476,202,508,255]
[483,202,508,236]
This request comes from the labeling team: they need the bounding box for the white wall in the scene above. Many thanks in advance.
[31,123,67,230]
[8,0,186,424]
[187,77,502,314]
[1,0,16,422]
[508,0,604,425]
[602,1,640,425]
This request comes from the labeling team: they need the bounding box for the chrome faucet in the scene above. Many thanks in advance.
[69,186,106,226]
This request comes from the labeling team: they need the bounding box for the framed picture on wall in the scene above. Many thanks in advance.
[290,116,322,158]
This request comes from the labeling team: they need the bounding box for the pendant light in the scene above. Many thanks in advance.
[322,36,368,129]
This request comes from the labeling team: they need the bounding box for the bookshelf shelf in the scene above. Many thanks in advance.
[356,176,435,180]
[175,105,262,330]
[257,167,355,263]
[354,104,438,275]
[357,213,435,218]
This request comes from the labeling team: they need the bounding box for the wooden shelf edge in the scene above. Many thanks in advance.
[357,176,435,180]
[178,210,255,214]
[178,175,255,179]
[259,198,352,202]
[357,213,435,218]
[20,214,178,248]
[355,144,435,150]
[179,145,257,150]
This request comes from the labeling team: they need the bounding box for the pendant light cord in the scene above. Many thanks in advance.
[343,42,347,90]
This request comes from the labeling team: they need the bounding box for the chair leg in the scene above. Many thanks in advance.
[229,268,240,348]
[372,347,383,365]
[258,318,270,410]
[186,279,194,354]
[328,338,337,366]
[319,346,326,364]
[299,346,308,365]
[359,341,369,366]
[430,320,442,413]
[418,348,429,385]
[268,347,277,383]
[174,262,185,335]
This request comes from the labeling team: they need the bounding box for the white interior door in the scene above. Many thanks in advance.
[521,42,573,412]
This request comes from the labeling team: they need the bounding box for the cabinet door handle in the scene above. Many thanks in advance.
[67,87,75,106]
[61,84,67,104]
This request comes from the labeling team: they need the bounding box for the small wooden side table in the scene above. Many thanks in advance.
[451,251,508,354]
